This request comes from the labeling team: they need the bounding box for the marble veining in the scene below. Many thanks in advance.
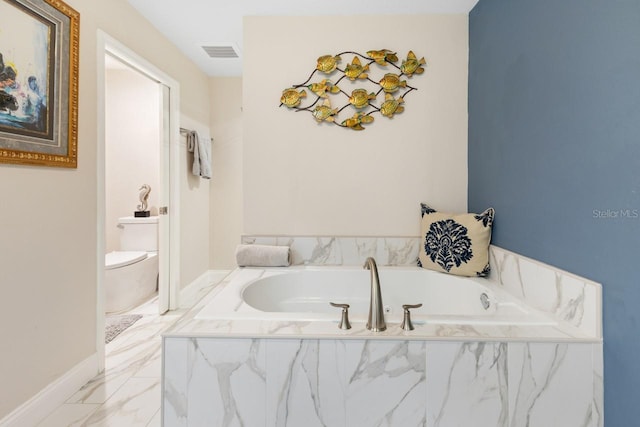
[508,343,594,427]
[267,340,346,426]
[488,246,600,338]
[82,377,160,426]
[383,238,421,266]
[164,339,428,427]
[427,342,508,427]
[163,338,602,426]
[352,237,378,261]
[184,338,266,426]
[241,235,421,266]
[346,341,426,426]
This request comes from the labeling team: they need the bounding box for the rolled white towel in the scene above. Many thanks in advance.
[235,244,291,267]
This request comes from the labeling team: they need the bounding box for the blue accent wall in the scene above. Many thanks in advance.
[469,1,640,425]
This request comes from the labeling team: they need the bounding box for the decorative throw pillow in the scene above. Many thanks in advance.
[418,203,494,277]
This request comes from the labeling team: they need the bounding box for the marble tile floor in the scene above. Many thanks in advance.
[37,274,227,427]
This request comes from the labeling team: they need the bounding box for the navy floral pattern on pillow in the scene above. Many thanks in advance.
[424,219,473,272]
[421,203,436,218]
[477,264,491,277]
[474,208,495,227]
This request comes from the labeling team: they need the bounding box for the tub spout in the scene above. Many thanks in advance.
[363,257,386,332]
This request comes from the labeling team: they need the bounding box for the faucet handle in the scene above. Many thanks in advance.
[330,302,352,330]
[401,303,423,331]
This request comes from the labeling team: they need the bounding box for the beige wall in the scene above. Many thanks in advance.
[243,15,469,237]
[105,68,160,253]
[179,117,211,288]
[210,77,243,269]
[0,0,210,419]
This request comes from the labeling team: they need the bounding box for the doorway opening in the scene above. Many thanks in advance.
[97,31,180,370]
[104,53,160,318]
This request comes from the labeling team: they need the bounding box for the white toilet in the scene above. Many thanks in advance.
[105,216,159,313]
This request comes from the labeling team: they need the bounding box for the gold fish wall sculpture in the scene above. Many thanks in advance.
[379,73,407,93]
[316,55,341,73]
[366,49,398,66]
[342,112,375,131]
[400,51,426,76]
[344,56,369,80]
[380,93,405,118]
[280,49,425,130]
[307,79,341,98]
[280,88,307,108]
[349,89,376,109]
[312,99,339,122]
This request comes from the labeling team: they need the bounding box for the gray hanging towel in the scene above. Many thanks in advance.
[186,130,212,179]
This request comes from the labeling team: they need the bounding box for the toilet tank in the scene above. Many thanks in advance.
[118,216,159,251]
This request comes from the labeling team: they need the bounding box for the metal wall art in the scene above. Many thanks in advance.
[280,49,425,131]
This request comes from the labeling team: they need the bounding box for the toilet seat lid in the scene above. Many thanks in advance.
[105,251,147,270]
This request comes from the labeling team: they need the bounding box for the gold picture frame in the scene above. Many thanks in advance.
[0,0,79,168]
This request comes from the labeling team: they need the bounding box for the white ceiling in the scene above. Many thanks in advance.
[127,0,480,77]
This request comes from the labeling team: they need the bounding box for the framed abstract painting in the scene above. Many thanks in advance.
[0,0,79,168]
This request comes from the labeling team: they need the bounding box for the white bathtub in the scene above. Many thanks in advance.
[195,266,556,326]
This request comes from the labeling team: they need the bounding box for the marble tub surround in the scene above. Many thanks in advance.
[488,245,601,338]
[163,240,603,426]
[241,236,421,266]
[163,338,602,426]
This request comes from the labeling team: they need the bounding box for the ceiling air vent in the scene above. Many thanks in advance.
[202,45,240,59]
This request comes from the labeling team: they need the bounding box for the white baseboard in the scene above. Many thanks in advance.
[0,353,99,427]
[179,270,230,309]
